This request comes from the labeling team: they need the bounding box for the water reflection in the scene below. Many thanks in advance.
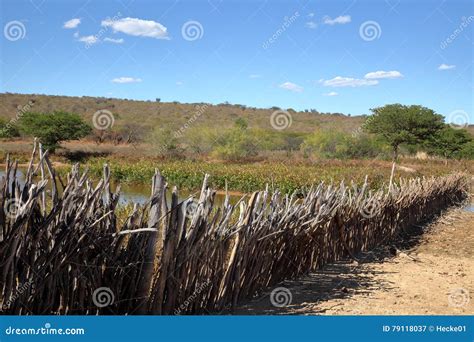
[0,169,240,206]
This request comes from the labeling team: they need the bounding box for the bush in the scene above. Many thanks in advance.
[212,119,258,160]
[301,130,388,159]
[149,127,182,157]
[458,140,474,159]
[0,118,20,138]
[18,111,92,152]
[426,126,472,160]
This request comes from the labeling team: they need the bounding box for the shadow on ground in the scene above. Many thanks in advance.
[228,217,442,315]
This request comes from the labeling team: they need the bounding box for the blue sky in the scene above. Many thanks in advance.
[0,0,473,121]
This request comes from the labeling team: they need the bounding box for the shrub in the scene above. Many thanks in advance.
[18,111,92,152]
[0,118,20,138]
[212,119,258,160]
[301,130,388,159]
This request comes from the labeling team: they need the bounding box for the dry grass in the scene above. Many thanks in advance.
[0,93,365,135]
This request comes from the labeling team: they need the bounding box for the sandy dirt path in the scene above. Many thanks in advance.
[232,207,473,315]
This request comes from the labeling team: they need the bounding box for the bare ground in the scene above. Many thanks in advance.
[232,207,474,315]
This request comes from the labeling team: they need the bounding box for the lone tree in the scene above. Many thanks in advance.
[19,111,92,152]
[364,104,444,160]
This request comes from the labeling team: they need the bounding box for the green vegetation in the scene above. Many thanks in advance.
[0,94,472,163]
[301,129,389,159]
[18,111,92,152]
[73,156,472,195]
[211,118,259,160]
[364,104,445,160]
[426,126,473,160]
[0,118,20,138]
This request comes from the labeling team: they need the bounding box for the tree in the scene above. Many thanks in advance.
[427,126,472,162]
[459,140,474,159]
[364,104,444,160]
[19,111,92,152]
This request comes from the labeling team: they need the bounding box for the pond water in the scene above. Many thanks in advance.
[0,169,241,207]
[463,203,474,213]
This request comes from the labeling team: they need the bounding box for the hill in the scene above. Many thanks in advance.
[0,93,365,137]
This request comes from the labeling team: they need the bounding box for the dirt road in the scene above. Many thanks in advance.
[233,207,473,315]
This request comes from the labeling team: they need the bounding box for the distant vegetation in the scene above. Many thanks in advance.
[17,111,92,152]
[0,93,472,161]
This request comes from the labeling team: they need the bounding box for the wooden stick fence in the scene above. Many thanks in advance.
[0,141,469,314]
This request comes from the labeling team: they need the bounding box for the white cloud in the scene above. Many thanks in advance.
[308,13,315,18]
[279,81,304,92]
[321,76,378,87]
[64,18,81,29]
[323,91,338,96]
[101,17,168,39]
[111,77,142,84]
[249,74,261,79]
[305,21,317,29]
[323,15,351,25]
[78,35,98,45]
[104,37,124,44]
[438,63,456,70]
[364,70,403,79]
